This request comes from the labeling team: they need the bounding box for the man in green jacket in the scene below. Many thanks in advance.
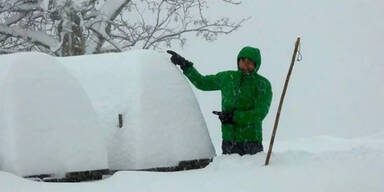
[167,46,272,155]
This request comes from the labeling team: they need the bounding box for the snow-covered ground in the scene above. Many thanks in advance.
[1,134,383,192]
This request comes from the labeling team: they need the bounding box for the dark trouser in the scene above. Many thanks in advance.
[222,140,263,156]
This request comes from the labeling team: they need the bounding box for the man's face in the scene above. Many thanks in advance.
[238,58,255,74]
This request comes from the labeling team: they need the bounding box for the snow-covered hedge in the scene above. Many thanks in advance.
[0,50,216,177]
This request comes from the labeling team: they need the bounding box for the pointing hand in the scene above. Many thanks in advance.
[167,50,192,71]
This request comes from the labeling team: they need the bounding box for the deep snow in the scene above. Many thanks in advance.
[1,134,383,192]
[1,0,384,191]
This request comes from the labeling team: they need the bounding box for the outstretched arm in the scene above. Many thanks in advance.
[167,50,220,91]
[183,66,220,91]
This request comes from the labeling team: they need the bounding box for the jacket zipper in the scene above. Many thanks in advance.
[233,73,244,142]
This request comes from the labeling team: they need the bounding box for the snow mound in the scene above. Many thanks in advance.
[0,52,108,177]
[0,50,216,176]
[61,50,216,170]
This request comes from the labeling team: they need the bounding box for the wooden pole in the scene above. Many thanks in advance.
[265,37,301,166]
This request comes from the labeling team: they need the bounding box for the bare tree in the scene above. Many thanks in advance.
[0,0,246,56]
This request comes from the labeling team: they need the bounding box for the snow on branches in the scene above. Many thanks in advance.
[0,0,246,56]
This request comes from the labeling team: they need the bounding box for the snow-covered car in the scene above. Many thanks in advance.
[0,50,216,180]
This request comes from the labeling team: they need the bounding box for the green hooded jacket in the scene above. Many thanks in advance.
[183,46,272,142]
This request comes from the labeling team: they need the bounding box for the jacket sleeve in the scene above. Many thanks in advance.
[183,66,221,91]
[233,79,272,125]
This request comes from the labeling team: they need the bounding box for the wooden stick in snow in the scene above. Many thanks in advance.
[265,37,301,166]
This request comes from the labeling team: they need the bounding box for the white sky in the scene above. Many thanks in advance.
[168,0,384,151]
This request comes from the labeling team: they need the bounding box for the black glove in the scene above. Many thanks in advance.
[166,50,193,71]
[213,111,234,124]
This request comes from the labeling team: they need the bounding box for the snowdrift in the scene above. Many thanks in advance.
[1,135,384,192]
[0,50,216,177]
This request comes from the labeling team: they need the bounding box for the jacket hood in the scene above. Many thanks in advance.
[237,46,261,73]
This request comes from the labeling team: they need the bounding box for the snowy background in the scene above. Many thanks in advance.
[1,0,384,191]
[179,0,384,151]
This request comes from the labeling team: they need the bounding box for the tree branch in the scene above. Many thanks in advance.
[0,24,59,50]
[85,0,131,54]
